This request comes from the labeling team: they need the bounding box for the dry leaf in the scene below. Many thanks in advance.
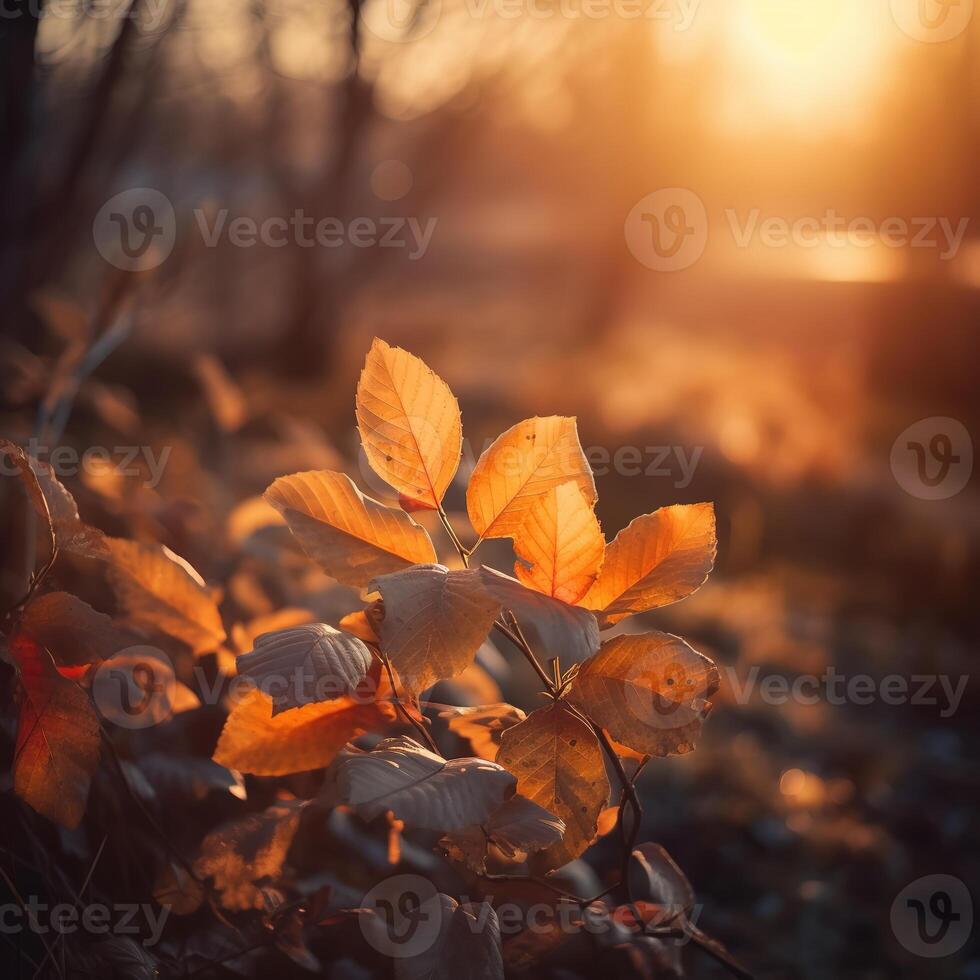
[264,469,436,588]
[356,338,462,510]
[153,861,205,915]
[231,607,315,653]
[497,702,608,869]
[237,623,373,714]
[194,801,305,910]
[479,566,599,664]
[213,686,395,776]
[568,631,719,757]
[338,735,515,830]
[370,564,500,694]
[513,481,604,604]
[466,416,595,541]
[19,591,133,665]
[439,703,527,761]
[11,634,101,829]
[106,538,226,655]
[441,795,565,872]
[628,843,696,919]
[581,503,716,627]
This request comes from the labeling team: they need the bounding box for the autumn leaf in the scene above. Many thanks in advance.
[339,603,383,643]
[479,566,599,664]
[153,862,205,916]
[439,702,527,761]
[0,438,108,561]
[231,607,314,654]
[338,735,515,830]
[466,416,596,541]
[370,564,500,694]
[356,338,462,510]
[497,702,608,869]
[213,686,395,776]
[567,631,719,757]
[580,503,716,627]
[512,480,604,604]
[441,794,565,872]
[106,538,226,655]
[11,634,101,829]
[237,623,374,714]
[264,469,436,588]
[19,591,134,665]
[194,801,306,910]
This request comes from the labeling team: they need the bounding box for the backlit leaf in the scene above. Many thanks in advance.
[338,735,515,830]
[497,703,608,869]
[567,631,719,757]
[12,634,101,829]
[213,685,395,776]
[264,469,436,588]
[580,503,716,627]
[371,564,500,694]
[237,623,373,714]
[628,843,696,919]
[466,416,595,541]
[513,481,604,604]
[356,338,462,510]
[106,538,226,655]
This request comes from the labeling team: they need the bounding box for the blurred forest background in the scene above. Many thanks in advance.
[1,1,979,977]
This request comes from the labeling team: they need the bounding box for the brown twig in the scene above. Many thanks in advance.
[378,651,440,754]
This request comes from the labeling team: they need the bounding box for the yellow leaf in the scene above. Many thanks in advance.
[213,685,394,776]
[567,631,719,757]
[264,470,436,588]
[580,503,716,626]
[497,703,608,869]
[370,564,500,694]
[356,338,462,510]
[513,481,604,604]
[12,635,101,829]
[106,538,226,655]
[466,416,595,541]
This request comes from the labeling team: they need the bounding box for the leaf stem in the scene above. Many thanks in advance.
[378,651,440,754]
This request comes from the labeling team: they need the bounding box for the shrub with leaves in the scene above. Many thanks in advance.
[0,341,753,979]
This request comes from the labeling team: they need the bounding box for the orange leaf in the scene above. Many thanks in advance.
[356,338,462,511]
[497,702,608,869]
[12,634,101,829]
[213,687,395,776]
[580,503,716,626]
[264,470,436,588]
[106,538,226,655]
[466,416,595,541]
[513,481,604,604]
[19,591,132,665]
[568,631,719,757]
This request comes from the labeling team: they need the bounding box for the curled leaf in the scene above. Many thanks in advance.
[237,623,373,715]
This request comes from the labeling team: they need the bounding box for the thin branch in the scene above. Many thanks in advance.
[378,651,439,754]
